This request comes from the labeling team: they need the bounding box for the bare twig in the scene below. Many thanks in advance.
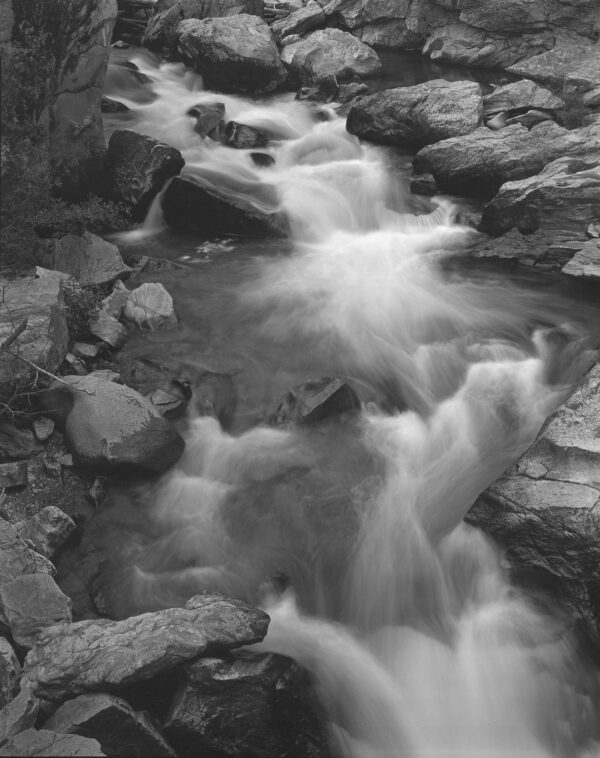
[0,348,73,387]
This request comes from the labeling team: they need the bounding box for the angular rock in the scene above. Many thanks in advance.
[271,0,325,40]
[14,506,77,561]
[480,150,600,236]
[507,40,600,92]
[562,239,600,282]
[0,519,42,586]
[34,233,131,286]
[0,687,39,745]
[296,75,339,104]
[38,374,185,473]
[165,651,330,758]
[469,228,585,269]
[73,343,100,360]
[466,363,600,650]
[122,283,177,331]
[44,693,176,758]
[33,418,55,442]
[337,81,369,103]
[347,79,481,149]
[281,28,382,84]
[89,311,128,350]
[223,121,267,149]
[0,268,68,393]
[250,152,275,168]
[187,102,225,140]
[0,638,20,710]
[21,593,270,704]
[0,574,72,649]
[482,79,564,116]
[101,96,129,113]
[486,111,507,130]
[162,176,286,237]
[413,121,600,198]
[0,728,105,757]
[177,15,286,95]
[269,377,360,426]
[0,462,28,489]
[0,424,39,461]
[107,130,185,218]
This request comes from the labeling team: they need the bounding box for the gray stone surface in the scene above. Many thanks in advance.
[0,519,46,587]
[482,79,564,116]
[0,638,20,709]
[14,506,77,561]
[122,283,177,331]
[0,728,105,756]
[35,233,131,286]
[269,377,361,426]
[0,686,39,744]
[272,0,325,39]
[562,239,600,282]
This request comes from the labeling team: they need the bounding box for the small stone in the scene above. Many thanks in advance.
[90,310,129,350]
[0,461,28,488]
[112,40,129,49]
[250,152,275,168]
[73,343,100,359]
[32,418,54,442]
[269,377,361,426]
[59,454,74,467]
[187,102,225,141]
[101,280,129,319]
[64,353,88,376]
[587,222,600,238]
[486,111,507,130]
[0,424,39,460]
[122,283,177,331]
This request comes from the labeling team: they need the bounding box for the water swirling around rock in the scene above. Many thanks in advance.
[95,51,600,757]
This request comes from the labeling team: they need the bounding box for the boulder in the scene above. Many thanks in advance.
[413,121,600,198]
[466,363,600,651]
[0,519,49,587]
[187,102,225,140]
[34,233,131,286]
[106,130,184,219]
[0,574,72,650]
[14,506,77,561]
[143,0,264,54]
[162,176,286,237]
[482,79,564,116]
[177,15,286,95]
[21,593,269,705]
[122,283,177,331]
[0,268,68,394]
[223,121,268,149]
[346,79,482,149]
[480,150,600,236]
[281,28,382,84]
[165,651,330,758]
[561,239,600,282]
[101,96,129,113]
[0,728,105,757]
[0,638,20,709]
[0,687,40,745]
[271,0,325,40]
[507,40,600,92]
[469,228,587,269]
[0,423,39,461]
[39,374,185,473]
[44,693,176,758]
[269,377,360,426]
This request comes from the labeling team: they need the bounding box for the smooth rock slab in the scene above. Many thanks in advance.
[35,233,131,286]
[347,79,482,149]
[0,638,20,709]
[0,728,105,756]
[44,693,176,758]
[39,375,185,473]
[21,592,270,704]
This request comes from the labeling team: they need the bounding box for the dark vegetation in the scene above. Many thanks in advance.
[0,0,130,275]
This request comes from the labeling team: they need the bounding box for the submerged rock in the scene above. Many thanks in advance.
[223,121,268,149]
[281,28,382,84]
[39,375,185,473]
[0,728,105,757]
[187,102,225,140]
[34,233,131,286]
[162,176,286,237]
[21,593,270,705]
[347,79,482,149]
[165,650,331,758]
[177,15,286,95]
[269,377,361,426]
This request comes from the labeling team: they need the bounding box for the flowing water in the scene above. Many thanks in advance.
[90,50,600,756]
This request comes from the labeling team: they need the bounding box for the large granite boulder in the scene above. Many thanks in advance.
[482,78,564,117]
[164,651,331,758]
[177,15,286,94]
[480,150,600,236]
[38,374,185,473]
[21,593,270,705]
[162,175,286,237]
[413,121,600,198]
[34,233,131,286]
[281,28,382,84]
[466,363,600,652]
[106,130,184,219]
[0,268,68,395]
[347,79,482,149]
[44,693,176,758]
[143,0,264,54]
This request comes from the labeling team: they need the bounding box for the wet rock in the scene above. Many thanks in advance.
[347,80,481,149]
[469,228,584,269]
[33,418,55,442]
[271,0,325,40]
[296,74,339,103]
[63,353,88,376]
[39,374,185,473]
[0,638,20,709]
[165,650,330,758]
[505,109,553,129]
[223,121,267,149]
[162,176,286,237]
[466,362,600,651]
[187,102,225,140]
[482,79,565,117]
[0,728,105,757]
[281,28,382,84]
[0,687,39,744]
[269,377,360,426]
[250,152,275,168]
[21,592,270,705]
[34,233,131,287]
[44,693,176,758]
[480,150,600,236]
[0,268,68,394]
[410,173,437,196]
[101,96,129,113]
[177,15,286,95]
[14,506,77,561]
[89,311,128,350]
[122,283,177,331]
[0,461,28,489]
[337,81,369,103]
[107,130,184,218]
[413,121,600,198]
[562,239,600,282]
